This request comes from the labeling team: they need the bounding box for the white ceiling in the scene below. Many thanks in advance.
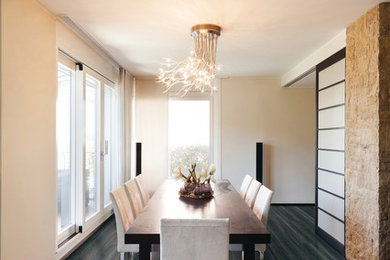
[38,0,381,77]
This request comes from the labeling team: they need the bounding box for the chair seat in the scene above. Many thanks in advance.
[119,244,139,253]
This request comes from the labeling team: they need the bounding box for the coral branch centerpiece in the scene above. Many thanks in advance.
[175,163,216,199]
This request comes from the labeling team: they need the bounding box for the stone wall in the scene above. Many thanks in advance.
[378,4,390,259]
[346,3,390,259]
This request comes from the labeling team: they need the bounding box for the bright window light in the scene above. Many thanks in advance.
[57,64,75,233]
[168,99,210,175]
[85,74,100,219]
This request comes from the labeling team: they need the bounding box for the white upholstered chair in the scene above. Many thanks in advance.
[239,174,253,200]
[124,179,143,217]
[110,187,139,260]
[244,179,261,209]
[135,174,150,207]
[253,185,274,226]
[160,218,230,260]
[230,185,274,259]
[253,185,274,259]
[231,176,257,253]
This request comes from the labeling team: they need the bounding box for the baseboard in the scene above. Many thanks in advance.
[315,226,345,257]
[271,203,315,206]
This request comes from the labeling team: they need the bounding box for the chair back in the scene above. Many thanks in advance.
[245,179,261,209]
[160,218,230,260]
[110,187,135,251]
[124,179,143,217]
[239,174,253,200]
[135,174,150,207]
[253,185,274,226]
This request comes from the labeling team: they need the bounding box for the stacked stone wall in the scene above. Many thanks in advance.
[346,3,389,259]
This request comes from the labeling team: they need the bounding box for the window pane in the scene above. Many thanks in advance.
[85,75,99,219]
[57,64,74,233]
[104,85,119,206]
[168,100,210,175]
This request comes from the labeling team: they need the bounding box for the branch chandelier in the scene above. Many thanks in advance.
[157,24,222,96]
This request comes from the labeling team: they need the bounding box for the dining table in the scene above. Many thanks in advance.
[125,179,271,260]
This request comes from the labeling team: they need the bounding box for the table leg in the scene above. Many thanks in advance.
[243,243,255,260]
[139,243,151,260]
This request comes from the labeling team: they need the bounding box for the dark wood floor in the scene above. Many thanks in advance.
[263,205,345,260]
[66,205,345,260]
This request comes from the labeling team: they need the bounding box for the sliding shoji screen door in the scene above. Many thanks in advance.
[315,48,345,255]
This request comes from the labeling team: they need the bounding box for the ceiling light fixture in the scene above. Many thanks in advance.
[157,24,222,96]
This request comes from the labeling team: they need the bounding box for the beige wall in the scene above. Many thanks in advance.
[1,0,57,259]
[134,77,315,203]
[134,79,168,194]
[221,78,315,203]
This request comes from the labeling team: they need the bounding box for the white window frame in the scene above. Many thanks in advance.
[56,57,77,245]
[103,83,121,207]
[82,70,102,229]
[82,67,116,231]
[211,80,222,180]
[101,83,117,214]
[167,83,221,179]
[56,59,121,246]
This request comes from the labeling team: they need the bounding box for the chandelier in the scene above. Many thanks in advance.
[157,24,222,96]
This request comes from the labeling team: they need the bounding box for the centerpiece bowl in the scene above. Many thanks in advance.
[179,182,214,199]
[175,163,216,199]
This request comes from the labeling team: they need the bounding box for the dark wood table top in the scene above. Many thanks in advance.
[125,179,271,244]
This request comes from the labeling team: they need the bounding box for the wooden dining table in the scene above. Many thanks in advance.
[125,179,271,260]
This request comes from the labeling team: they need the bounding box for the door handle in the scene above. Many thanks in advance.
[104,140,109,155]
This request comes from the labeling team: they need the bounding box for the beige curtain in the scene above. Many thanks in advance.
[119,68,134,183]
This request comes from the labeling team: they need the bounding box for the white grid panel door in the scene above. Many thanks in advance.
[315,49,345,256]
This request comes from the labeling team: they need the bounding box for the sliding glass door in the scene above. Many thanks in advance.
[104,85,120,206]
[56,54,122,245]
[82,68,120,229]
[57,60,76,244]
[84,74,101,220]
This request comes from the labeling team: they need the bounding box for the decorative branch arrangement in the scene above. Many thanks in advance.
[175,163,216,199]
